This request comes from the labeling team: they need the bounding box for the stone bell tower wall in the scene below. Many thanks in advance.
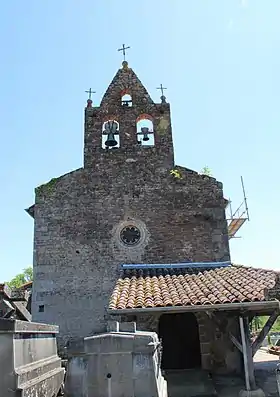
[84,63,174,170]
[31,62,230,350]
[84,103,174,170]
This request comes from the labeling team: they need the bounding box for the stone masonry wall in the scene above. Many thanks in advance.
[196,312,242,374]
[32,164,229,351]
[31,63,230,352]
[115,312,241,375]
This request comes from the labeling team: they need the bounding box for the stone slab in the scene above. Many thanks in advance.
[0,318,59,333]
[0,319,64,396]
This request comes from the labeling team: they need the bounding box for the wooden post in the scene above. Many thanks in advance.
[239,316,256,391]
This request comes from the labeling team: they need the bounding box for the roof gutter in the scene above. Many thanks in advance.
[108,300,280,316]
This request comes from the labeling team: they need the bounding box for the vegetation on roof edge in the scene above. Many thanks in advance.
[35,177,59,195]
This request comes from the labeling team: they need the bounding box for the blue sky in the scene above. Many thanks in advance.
[0,0,279,281]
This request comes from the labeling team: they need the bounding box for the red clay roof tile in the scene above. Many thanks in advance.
[109,265,277,310]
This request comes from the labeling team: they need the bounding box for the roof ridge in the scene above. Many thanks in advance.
[232,263,280,274]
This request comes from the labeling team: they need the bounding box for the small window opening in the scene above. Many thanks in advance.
[39,305,45,313]
[136,115,154,146]
[102,120,120,149]
[121,93,132,107]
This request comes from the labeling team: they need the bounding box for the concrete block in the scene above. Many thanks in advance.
[85,332,134,354]
[66,329,167,397]
[65,356,88,397]
[0,318,64,397]
[119,321,136,333]
[107,320,119,332]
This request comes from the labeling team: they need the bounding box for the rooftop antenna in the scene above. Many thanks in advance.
[227,176,250,239]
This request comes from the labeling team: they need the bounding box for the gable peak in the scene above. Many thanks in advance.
[100,62,154,107]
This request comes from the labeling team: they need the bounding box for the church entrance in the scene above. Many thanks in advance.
[158,312,201,370]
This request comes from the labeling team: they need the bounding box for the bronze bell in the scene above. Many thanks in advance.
[143,133,150,141]
[105,132,118,147]
[141,127,150,141]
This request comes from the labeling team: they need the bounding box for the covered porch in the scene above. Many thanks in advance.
[108,261,280,396]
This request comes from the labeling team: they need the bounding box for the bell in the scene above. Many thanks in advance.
[143,133,150,141]
[141,127,150,141]
[105,132,118,147]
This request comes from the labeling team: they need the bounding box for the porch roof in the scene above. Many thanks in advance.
[108,263,279,315]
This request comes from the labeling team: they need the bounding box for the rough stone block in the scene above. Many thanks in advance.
[200,342,211,354]
[107,320,120,332]
[119,321,136,333]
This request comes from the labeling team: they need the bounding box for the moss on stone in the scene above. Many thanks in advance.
[35,178,59,195]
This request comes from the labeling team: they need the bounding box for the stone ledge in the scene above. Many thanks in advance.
[0,318,59,333]
[20,367,65,397]
[16,355,62,387]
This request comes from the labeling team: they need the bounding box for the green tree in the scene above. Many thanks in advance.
[200,166,212,176]
[7,267,33,289]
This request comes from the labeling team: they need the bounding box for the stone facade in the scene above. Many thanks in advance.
[114,312,242,375]
[30,62,230,351]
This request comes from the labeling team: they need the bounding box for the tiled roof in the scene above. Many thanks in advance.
[109,265,277,310]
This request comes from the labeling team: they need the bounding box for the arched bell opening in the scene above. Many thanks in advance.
[121,92,132,107]
[102,120,120,149]
[136,114,154,146]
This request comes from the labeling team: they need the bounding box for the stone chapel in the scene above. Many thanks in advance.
[27,60,279,376]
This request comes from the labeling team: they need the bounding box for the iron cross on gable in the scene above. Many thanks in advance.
[85,88,96,100]
[118,44,130,61]
[157,84,167,97]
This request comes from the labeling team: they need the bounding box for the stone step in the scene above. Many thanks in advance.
[164,369,217,397]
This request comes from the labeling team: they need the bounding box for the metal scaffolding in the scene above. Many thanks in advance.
[227,176,249,239]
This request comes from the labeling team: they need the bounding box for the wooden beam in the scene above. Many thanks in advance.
[239,316,251,391]
[244,317,256,390]
[252,310,279,356]
[230,333,243,353]
[108,300,280,315]
[240,316,256,391]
